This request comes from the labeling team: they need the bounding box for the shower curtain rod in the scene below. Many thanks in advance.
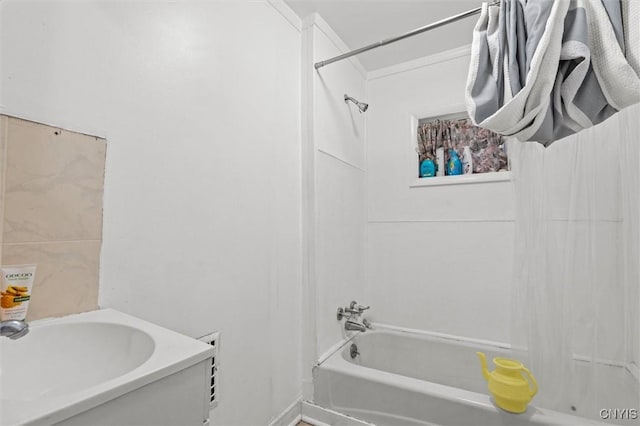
[314,2,499,70]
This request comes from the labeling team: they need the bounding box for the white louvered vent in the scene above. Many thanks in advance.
[198,332,220,408]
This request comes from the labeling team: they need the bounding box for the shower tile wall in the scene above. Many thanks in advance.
[365,51,515,343]
[0,116,105,320]
[303,15,367,361]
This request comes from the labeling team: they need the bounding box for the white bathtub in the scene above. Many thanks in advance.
[0,309,214,426]
[314,327,640,426]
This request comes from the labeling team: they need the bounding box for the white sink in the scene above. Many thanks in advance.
[0,309,214,426]
[0,322,155,400]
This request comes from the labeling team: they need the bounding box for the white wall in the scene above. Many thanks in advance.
[300,14,366,391]
[1,1,303,424]
[364,46,636,359]
[365,49,515,343]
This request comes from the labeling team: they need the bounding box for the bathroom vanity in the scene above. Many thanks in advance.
[0,309,214,426]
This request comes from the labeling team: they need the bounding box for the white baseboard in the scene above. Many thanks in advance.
[287,414,303,426]
[269,396,374,426]
[301,401,373,426]
[300,415,331,426]
[268,397,302,426]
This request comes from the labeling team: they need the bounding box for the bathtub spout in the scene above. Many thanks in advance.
[1,320,29,339]
[345,320,366,332]
[362,318,372,329]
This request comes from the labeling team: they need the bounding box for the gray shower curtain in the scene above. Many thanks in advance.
[465,0,640,146]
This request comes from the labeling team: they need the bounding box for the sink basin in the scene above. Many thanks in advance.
[0,322,155,400]
[0,309,214,426]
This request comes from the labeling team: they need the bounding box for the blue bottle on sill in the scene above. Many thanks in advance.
[419,159,436,178]
[447,150,463,175]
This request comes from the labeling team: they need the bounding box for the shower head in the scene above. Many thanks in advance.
[344,94,369,113]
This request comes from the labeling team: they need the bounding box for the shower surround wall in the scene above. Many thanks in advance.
[1,1,303,425]
[0,116,105,320]
[301,13,367,395]
[364,46,637,356]
[365,49,515,343]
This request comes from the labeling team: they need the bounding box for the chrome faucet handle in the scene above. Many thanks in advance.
[349,301,370,312]
[339,302,371,321]
[337,307,352,321]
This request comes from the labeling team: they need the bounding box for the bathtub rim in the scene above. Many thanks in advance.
[316,322,513,368]
[314,325,605,426]
[320,323,640,381]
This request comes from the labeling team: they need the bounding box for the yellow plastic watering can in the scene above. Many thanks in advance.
[476,352,538,413]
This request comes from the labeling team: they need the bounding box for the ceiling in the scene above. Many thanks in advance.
[284,1,483,71]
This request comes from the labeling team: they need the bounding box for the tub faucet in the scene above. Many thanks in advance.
[337,300,371,332]
[344,320,366,332]
[337,301,370,320]
[1,320,29,339]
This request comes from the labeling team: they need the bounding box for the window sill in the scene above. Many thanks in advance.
[410,171,511,188]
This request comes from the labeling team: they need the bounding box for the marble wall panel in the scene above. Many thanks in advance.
[3,118,105,243]
[2,241,101,320]
[0,116,105,320]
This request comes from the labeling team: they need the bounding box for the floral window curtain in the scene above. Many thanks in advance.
[417,117,508,174]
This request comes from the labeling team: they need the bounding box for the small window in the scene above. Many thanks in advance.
[416,113,508,179]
